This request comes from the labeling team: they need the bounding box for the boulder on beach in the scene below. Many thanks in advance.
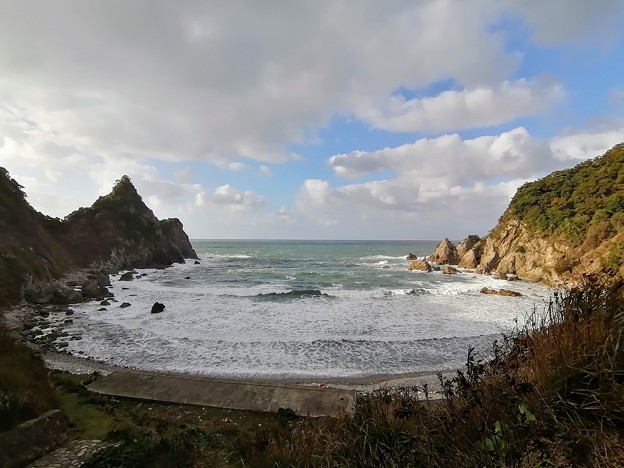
[442,266,459,275]
[407,259,432,272]
[120,302,131,308]
[97,307,107,311]
[428,238,459,265]
[194,260,200,265]
[151,302,166,314]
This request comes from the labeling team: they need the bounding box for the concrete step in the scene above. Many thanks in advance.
[87,370,356,417]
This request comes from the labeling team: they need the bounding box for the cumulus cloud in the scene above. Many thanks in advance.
[508,0,624,46]
[304,125,624,238]
[258,165,272,176]
[0,0,557,168]
[212,184,266,213]
[329,127,559,183]
[357,79,565,133]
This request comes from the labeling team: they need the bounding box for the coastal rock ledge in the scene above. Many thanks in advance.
[0,168,198,306]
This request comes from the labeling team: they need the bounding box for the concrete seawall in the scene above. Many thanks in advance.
[87,370,356,417]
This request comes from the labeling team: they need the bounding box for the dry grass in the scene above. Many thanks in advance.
[254,278,624,467]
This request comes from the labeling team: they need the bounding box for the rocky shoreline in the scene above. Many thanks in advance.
[2,298,453,397]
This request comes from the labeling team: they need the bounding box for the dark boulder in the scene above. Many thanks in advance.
[151,302,166,314]
[119,302,131,308]
[406,253,418,260]
[119,272,134,281]
[194,260,201,265]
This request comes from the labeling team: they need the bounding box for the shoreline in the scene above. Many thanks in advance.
[42,349,456,395]
[4,302,459,397]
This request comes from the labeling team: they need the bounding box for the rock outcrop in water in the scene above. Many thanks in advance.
[427,238,458,265]
[0,169,197,305]
[428,143,624,286]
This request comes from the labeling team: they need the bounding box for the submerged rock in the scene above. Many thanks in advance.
[119,302,131,308]
[442,266,459,275]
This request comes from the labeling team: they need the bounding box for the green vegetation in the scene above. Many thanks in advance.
[50,372,291,467]
[506,143,624,245]
[0,327,59,431]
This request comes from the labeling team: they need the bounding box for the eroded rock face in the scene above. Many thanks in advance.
[428,238,459,265]
[457,235,480,258]
[459,248,480,269]
[475,219,574,285]
[58,176,198,271]
[407,259,432,272]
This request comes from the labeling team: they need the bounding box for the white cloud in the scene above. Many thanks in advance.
[227,162,247,172]
[275,206,295,224]
[173,167,193,182]
[508,0,624,46]
[550,128,624,161]
[0,0,534,167]
[258,165,272,176]
[357,79,565,133]
[212,184,266,213]
[303,125,624,238]
[329,127,558,183]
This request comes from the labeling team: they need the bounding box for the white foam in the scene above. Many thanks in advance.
[55,259,553,378]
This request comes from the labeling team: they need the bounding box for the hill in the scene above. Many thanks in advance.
[0,169,197,306]
[471,143,624,285]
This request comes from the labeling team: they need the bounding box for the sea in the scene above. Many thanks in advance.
[52,240,553,380]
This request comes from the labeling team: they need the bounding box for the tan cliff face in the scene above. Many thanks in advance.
[473,219,573,285]
[470,219,624,287]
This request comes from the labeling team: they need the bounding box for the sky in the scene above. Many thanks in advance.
[1,1,623,240]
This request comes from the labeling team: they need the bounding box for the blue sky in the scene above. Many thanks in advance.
[0,1,623,239]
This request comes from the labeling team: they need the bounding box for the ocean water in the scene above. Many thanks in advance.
[52,240,553,379]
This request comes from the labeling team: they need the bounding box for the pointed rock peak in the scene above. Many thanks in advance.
[110,175,141,201]
[91,175,147,213]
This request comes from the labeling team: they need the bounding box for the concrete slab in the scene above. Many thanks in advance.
[87,370,356,417]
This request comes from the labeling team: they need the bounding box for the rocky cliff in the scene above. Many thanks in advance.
[447,143,624,286]
[54,176,197,271]
[0,170,197,305]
